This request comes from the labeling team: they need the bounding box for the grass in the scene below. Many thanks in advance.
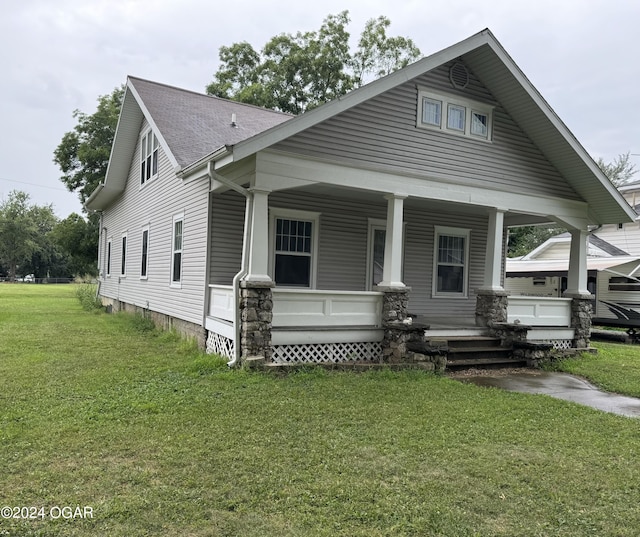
[1,284,640,536]
[553,341,640,398]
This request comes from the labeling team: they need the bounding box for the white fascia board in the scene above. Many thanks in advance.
[230,31,493,163]
[522,236,569,260]
[485,38,636,224]
[256,150,589,222]
[126,77,180,170]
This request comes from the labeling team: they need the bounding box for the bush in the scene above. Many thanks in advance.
[75,283,103,311]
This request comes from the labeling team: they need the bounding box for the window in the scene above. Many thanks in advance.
[140,226,149,279]
[140,131,159,185]
[417,88,493,140]
[447,104,466,131]
[106,238,112,277]
[171,214,184,286]
[471,111,489,138]
[422,98,442,127]
[609,276,640,292]
[270,209,320,288]
[121,233,127,276]
[433,226,470,297]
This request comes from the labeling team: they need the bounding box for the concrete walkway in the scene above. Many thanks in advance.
[461,371,640,418]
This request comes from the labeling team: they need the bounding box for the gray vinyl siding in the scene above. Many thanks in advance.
[256,190,490,319]
[209,190,245,284]
[273,61,579,201]
[99,119,210,326]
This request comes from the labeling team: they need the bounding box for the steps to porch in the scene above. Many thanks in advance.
[430,336,526,369]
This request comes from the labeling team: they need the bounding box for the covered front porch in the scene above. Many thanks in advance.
[204,152,595,366]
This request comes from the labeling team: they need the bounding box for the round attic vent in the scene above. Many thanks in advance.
[449,62,469,89]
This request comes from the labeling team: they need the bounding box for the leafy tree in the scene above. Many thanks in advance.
[596,152,637,187]
[21,204,69,279]
[207,11,421,114]
[53,85,125,205]
[0,191,60,280]
[51,213,100,276]
[507,225,565,258]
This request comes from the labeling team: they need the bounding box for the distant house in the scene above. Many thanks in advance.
[506,182,640,322]
[85,29,635,365]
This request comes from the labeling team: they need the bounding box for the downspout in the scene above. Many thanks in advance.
[207,161,253,368]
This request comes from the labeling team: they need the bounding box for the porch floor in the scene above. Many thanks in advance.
[414,316,478,329]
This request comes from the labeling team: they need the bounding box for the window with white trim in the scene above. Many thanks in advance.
[140,225,149,279]
[417,88,493,140]
[270,208,320,288]
[433,226,470,297]
[106,238,112,277]
[171,214,184,286]
[120,233,128,276]
[140,130,159,186]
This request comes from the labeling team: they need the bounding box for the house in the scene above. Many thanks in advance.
[85,29,636,366]
[506,181,640,323]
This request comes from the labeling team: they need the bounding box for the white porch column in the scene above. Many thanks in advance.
[565,228,590,296]
[480,208,506,291]
[379,194,406,288]
[245,188,273,283]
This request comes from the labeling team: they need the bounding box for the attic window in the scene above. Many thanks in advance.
[140,131,159,186]
[449,62,469,89]
[417,88,493,141]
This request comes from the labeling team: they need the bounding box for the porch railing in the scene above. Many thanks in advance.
[272,289,383,328]
[208,284,234,322]
[507,296,572,327]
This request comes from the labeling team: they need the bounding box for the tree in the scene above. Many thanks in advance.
[596,152,637,187]
[51,213,100,276]
[206,11,421,114]
[53,85,125,205]
[0,191,61,280]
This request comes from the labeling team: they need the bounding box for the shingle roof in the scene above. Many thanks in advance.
[129,77,292,169]
[552,232,629,256]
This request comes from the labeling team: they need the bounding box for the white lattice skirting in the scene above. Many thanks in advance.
[206,331,235,360]
[532,339,573,350]
[272,341,383,364]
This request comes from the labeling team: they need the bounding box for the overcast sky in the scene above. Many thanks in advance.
[1,0,639,218]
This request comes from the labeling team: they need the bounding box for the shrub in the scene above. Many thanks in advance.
[75,283,103,311]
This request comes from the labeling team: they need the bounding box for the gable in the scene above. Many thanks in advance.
[271,59,579,202]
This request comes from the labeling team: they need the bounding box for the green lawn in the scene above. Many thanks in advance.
[1,284,639,536]
[554,342,640,398]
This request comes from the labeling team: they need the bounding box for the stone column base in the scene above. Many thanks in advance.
[239,280,274,362]
[565,292,594,349]
[475,288,508,327]
[377,286,412,363]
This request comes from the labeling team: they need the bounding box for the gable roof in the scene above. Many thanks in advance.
[85,77,291,210]
[522,232,630,260]
[129,77,292,169]
[219,29,634,225]
[86,28,637,225]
